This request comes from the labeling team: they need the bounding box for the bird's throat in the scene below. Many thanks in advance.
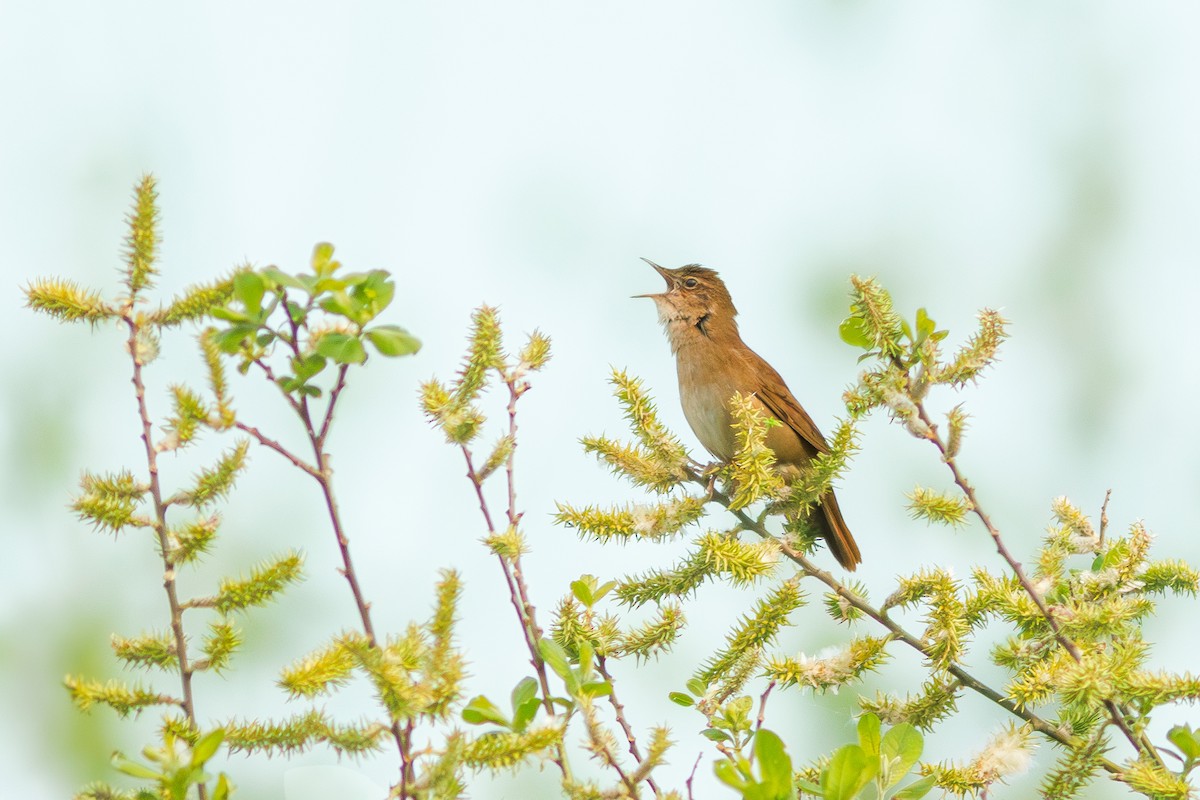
[663,311,738,354]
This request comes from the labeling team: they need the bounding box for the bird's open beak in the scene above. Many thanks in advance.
[632,257,673,299]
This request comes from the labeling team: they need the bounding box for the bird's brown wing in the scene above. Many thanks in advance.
[744,350,862,570]
[748,357,831,456]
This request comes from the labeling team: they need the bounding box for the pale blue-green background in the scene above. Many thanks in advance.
[3,3,1199,798]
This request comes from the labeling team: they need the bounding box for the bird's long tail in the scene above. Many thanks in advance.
[815,489,861,571]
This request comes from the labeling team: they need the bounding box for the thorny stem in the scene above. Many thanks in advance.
[123,313,207,800]
[689,468,1125,777]
[913,404,1163,769]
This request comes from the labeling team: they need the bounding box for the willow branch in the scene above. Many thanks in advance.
[913,404,1161,768]
[123,312,207,800]
[244,349,410,787]
[755,680,777,734]
[462,448,556,720]
[687,467,1124,777]
[1098,489,1112,548]
[460,380,573,784]
[596,656,660,795]
[234,421,320,479]
[317,363,349,446]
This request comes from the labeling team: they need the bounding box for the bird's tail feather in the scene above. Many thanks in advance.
[816,490,861,571]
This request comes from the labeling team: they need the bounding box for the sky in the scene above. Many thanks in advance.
[3,2,1199,798]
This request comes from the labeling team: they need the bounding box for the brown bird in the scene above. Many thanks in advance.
[636,259,861,571]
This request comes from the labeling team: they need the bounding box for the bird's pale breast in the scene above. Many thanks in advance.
[675,342,811,465]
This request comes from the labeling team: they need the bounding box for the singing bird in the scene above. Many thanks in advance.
[637,259,861,570]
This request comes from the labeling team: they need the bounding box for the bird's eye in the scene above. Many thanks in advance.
[683,278,699,288]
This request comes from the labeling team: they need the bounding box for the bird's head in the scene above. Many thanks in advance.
[634,260,738,338]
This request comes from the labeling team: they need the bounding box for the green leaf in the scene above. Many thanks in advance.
[727,695,754,724]
[702,728,732,743]
[796,777,823,794]
[686,677,707,696]
[754,729,793,798]
[820,744,874,800]
[839,317,872,349]
[512,698,540,733]
[352,270,396,320]
[209,306,248,323]
[511,677,539,712]
[286,300,307,324]
[320,291,359,320]
[191,729,224,766]
[715,759,749,791]
[879,723,923,790]
[212,773,232,800]
[538,638,572,681]
[213,324,256,353]
[857,713,881,756]
[577,641,595,682]
[462,695,510,728]
[668,691,695,707]
[893,774,937,799]
[233,272,265,315]
[592,580,618,602]
[311,242,337,277]
[581,681,612,698]
[262,266,305,290]
[291,353,328,382]
[315,332,366,364]
[570,579,593,606]
[915,308,935,343]
[1168,724,1200,760]
[112,753,163,781]
[313,276,347,293]
[365,325,421,357]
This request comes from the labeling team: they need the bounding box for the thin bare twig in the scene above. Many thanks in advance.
[1099,489,1113,548]
[597,656,660,795]
[462,448,557,719]
[243,339,412,791]
[578,694,639,796]
[234,421,320,479]
[686,752,704,800]
[457,368,575,784]
[317,364,350,446]
[755,680,777,733]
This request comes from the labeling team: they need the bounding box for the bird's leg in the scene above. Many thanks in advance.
[696,461,722,500]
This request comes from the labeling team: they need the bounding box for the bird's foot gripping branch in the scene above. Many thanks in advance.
[560,276,1200,799]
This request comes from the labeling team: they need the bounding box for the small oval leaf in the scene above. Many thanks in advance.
[315,332,366,365]
[365,325,421,357]
[668,692,695,707]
